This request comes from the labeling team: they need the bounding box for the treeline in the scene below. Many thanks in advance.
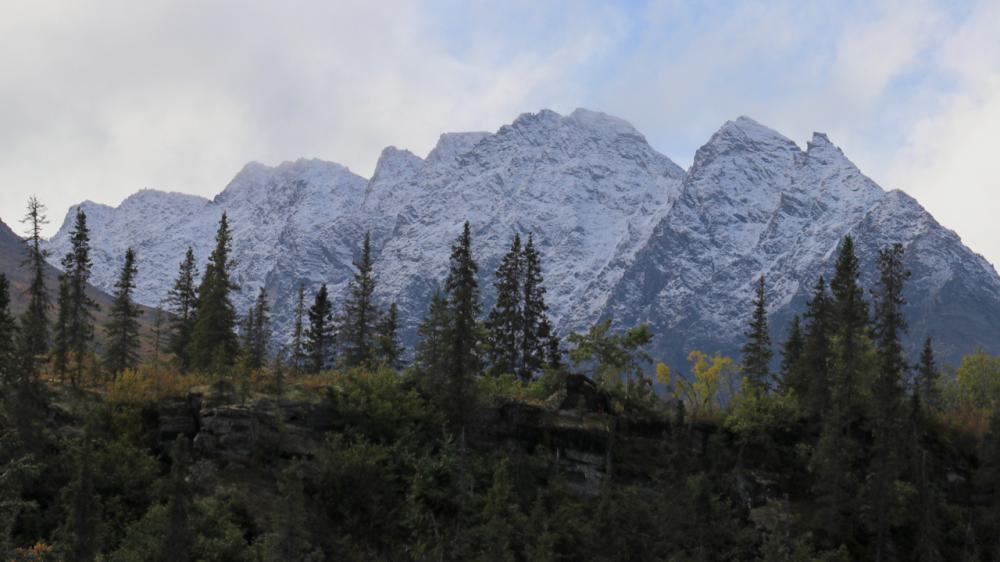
[4,196,1000,560]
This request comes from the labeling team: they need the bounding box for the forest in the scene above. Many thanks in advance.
[3,196,1000,561]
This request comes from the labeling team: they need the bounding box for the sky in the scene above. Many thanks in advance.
[1,0,998,265]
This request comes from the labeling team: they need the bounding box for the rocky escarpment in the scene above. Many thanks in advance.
[148,377,698,496]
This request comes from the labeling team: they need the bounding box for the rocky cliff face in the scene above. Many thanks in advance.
[603,117,1000,367]
[46,110,1000,367]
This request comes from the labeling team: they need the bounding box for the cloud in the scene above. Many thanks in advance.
[887,0,1000,268]
[1,0,998,270]
[0,0,624,233]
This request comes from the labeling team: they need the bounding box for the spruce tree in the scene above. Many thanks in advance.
[444,221,481,423]
[290,283,306,375]
[52,274,71,380]
[741,275,773,393]
[51,210,98,386]
[16,196,50,385]
[340,231,378,368]
[915,337,940,410]
[305,284,334,373]
[798,277,832,415]
[829,235,868,413]
[487,234,522,377]
[868,243,910,561]
[58,437,103,562]
[521,233,555,378]
[0,275,16,384]
[375,302,404,369]
[415,290,450,379]
[188,213,239,372]
[166,247,199,370]
[105,248,142,376]
[242,288,270,370]
[778,315,804,395]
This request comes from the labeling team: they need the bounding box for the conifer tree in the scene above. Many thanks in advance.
[975,410,1000,560]
[487,234,522,377]
[444,221,481,422]
[105,248,142,376]
[0,275,16,384]
[829,235,868,412]
[375,302,404,369]
[915,337,940,410]
[290,283,306,375]
[779,315,803,394]
[262,465,314,561]
[51,210,98,386]
[340,231,378,368]
[415,290,450,378]
[798,277,832,415]
[521,233,556,378]
[188,213,239,372]
[166,247,199,370]
[741,275,773,393]
[305,284,334,373]
[52,275,71,380]
[58,437,103,562]
[242,288,270,370]
[16,196,50,385]
[868,243,910,561]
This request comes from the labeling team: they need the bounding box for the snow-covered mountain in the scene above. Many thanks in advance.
[46,110,1000,367]
[603,117,1000,367]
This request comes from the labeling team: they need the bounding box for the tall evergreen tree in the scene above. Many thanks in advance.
[487,234,523,377]
[915,337,940,410]
[289,283,306,375]
[105,248,142,376]
[242,288,270,370]
[867,243,910,561]
[829,235,868,413]
[16,196,50,385]
[188,213,239,372]
[798,277,832,415]
[52,275,72,380]
[779,315,804,394]
[375,302,404,369]
[0,275,16,384]
[741,275,773,393]
[166,247,199,371]
[415,290,450,379]
[340,231,378,368]
[52,209,98,386]
[305,284,334,373]
[58,437,103,562]
[444,221,481,423]
[521,233,556,378]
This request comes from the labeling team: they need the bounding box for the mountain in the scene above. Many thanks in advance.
[603,117,1000,367]
[47,110,1000,367]
[0,217,161,348]
[49,109,686,353]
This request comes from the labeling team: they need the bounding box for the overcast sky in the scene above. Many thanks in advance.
[2,0,998,266]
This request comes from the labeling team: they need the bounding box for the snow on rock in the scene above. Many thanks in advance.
[46,110,1000,367]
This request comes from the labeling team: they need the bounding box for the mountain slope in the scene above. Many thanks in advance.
[50,109,686,351]
[602,117,1000,367]
[46,110,1000,368]
[0,217,161,350]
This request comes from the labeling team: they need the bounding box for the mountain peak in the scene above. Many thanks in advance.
[568,108,642,137]
[714,116,796,147]
[425,132,489,166]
